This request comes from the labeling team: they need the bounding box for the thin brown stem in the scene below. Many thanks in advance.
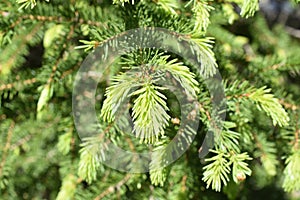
[94,174,131,200]
[0,121,15,178]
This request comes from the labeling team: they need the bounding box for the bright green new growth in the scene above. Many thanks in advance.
[131,84,170,143]
[0,0,300,199]
[240,0,259,18]
[282,149,300,192]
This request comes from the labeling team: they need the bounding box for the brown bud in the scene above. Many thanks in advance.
[236,172,246,182]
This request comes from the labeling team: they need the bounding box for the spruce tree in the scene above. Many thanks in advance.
[0,0,300,199]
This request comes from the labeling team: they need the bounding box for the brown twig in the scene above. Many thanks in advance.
[60,61,81,79]
[4,11,107,30]
[10,134,32,151]
[94,174,131,200]
[198,101,211,121]
[253,133,265,156]
[0,78,37,91]
[0,121,15,178]
[227,93,299,112]
[263,61,300,72]
[226,93,250,100]
[279,99,299,111]
[181,175,187,192]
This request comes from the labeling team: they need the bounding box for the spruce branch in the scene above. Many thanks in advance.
[1,0,300,198]
[187,0,214,34]
[202,150,230,192]
[101,72,140,122]
[215,121,240,153]
[37,25,76,118]
[112,0,135,6]
[189,36,218,77]
[240,0,259,18]
[78,136,106,184]
[155,0,179,15]
[0,23,42,77]
[248,87,289,127]
[17,0,37,10]
[77,114,130,184]
[75,40,100,52]
[226,81,290,127]
[253,133,279,176]
[221,3,239,24]
[154,54,199,97]
[203,149,253,191]
[57,128,73,155]
[203,120,253,191]
[102,50,199,144]
[9,117,61,152]
[37,83,53,118]
[149,136,170,186]
[56,174,77,200]
[131,83,170,143]
[282,149,300,192]
[229,152,252,183]
[17,0,50,10]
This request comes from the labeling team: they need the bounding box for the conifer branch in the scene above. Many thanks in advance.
[226,81,290,127]
[0,23,42,76]
[188,0,213,34]
[154,0,179,15]
[202,150,230,192]
[1,0,300,197]
[253,133,278,176]
[0,121,14,179]
[282,149,300,192]
[240,0,259,18]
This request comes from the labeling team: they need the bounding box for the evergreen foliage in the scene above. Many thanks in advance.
[0,0,300,199]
